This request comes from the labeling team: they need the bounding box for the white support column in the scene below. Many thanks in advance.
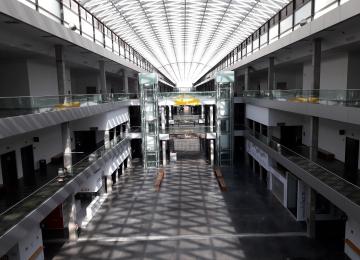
[123,70,129,94]
[168,105,172,120]
[106,175,113,193]
[209,105,214,132]
[201,105,204,119]
[162,140,167,166]
[244,67,250,91]
[210,140,214,166]
[161,106,166,130]
[99,60,107,94]
[306,188,316,238]
[267,126,273,145]
[55,45,71,99]
[68,194,78,241]
[268,57,275,91]
[104,130,110,150]
[62,122,72,172]
[112,128,117,146]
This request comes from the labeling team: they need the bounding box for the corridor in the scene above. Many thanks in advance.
[50,157,346,260]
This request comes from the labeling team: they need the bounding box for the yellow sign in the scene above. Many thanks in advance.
[173,94,201,106]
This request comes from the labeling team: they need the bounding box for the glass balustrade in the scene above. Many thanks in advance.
[0,93,139,118]
[247,129,360,207]
[240,89,360,108]
[160,126,214,135]
[0,136,129,238]
[158,91,216,105]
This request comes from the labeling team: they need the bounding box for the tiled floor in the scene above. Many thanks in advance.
[49,155,347,260]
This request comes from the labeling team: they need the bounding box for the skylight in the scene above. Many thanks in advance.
[80,0,290,88]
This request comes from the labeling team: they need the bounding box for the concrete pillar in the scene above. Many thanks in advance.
[201,105,205,119]
[126,121,130,134]
[99,60,107,94]
[309,116,319,161]
[267,126,273,145]
[55,45,70,100]
[162,140,167,166]
[104,130,110,150]
[307,188,316,238]
[66,195,78,241]
[312,38,322,91]
[168,105,172,120]
[127,147,133,168]
[210,139,214,166]
[244,67,250,91]
[268,57,275,91]
[113,128,117,146]
[61,122,72,172]
[209,105,214,132]
[161,106,166,130]
[106,175,113,193]
[123,70,129,93]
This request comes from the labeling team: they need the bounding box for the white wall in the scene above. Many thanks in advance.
[0,125,62,184]
[0,60,30,96]
[317,118,360,168]
[246,104,269,125]
[18,225,44,260]
[347,51,360,90]
[27,59,59,96]
[71,107,129,131]
[275,66,303,90]
[303,52,349,90]
[345,217,360,260]
[70,69,100,94]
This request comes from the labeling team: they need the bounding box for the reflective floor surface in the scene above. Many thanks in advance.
[48,155,347,260]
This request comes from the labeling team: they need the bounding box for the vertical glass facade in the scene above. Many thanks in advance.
[215,71,234,166]
[139,73,160,168]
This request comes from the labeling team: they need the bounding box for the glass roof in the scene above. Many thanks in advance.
[80,0,290,88]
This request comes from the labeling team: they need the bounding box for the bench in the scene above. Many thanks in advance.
[317,148,335,161]
[214,167,227,192]
[154,169,165,192]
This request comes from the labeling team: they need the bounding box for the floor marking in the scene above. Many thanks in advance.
[76,232,307,243]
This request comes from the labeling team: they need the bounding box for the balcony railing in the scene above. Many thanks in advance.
[0,136,129,238]
[196,0,349,86]
[0,93,139,118]
[161,125,214,134]
[239,89,360,108]
[247,129,360,210]
[16,0,174,86]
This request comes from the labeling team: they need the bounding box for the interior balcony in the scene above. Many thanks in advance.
[0,93,140,139]
[240,89,360,125]
[0,135,131,257]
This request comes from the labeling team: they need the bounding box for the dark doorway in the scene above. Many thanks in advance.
[131,139,142,158]
[287,173,298,217]
[345,137,359,183]
[74,131,97,154]
[280,126,302,148]
[21,145,35,183]
[86,86,97,94]
[1,151,18,189]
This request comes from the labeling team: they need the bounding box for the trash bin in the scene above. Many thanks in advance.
[39,159,47,175]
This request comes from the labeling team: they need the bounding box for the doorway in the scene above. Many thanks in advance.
[280,126,302,148]
[1,151,18,189]
[21,145,35,183]
[74,131,97,154]
[345,137,359,183]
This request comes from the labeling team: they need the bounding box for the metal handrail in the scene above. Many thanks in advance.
[0,137,128,217]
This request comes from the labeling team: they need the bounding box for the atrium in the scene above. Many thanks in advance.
[0,0,359,259]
